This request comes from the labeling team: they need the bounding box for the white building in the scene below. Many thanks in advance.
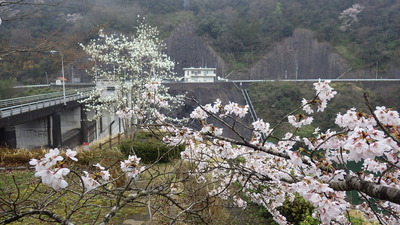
[55,76,68,85]
[183,67,216,82]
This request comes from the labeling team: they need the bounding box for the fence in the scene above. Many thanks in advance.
[91,133,123,151]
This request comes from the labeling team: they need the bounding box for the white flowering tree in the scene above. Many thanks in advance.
[163,80,400,224]
[80,21,182,139]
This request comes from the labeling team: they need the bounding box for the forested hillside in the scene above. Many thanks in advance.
[1,0,399,85]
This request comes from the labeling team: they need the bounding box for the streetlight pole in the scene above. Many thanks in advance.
[50,50,66,105]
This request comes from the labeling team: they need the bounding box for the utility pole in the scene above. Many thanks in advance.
[45,71,49,85]
[50,50,66,105]
[184,0,190,9]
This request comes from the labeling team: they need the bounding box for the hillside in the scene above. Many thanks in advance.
[0,0,400,84]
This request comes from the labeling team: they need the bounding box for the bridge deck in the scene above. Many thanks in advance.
[0,88,93,119]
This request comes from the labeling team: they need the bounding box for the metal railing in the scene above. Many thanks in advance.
[241,88,267,142]
[230,78,400,83]
[0,87,94,108]
[0,88,94,118]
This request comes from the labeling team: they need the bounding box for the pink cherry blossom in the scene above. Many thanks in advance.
[66,149,78,161]
[288,114,313,128]
[224,102,249,118]
[81,171,100,192]
[252,119,271,135]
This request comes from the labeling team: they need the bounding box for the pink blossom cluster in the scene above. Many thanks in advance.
[81,163,110,192]
[144,81,160,93]
[335,108,376,129]
[252,119,271,136]
[200,123,223,136]
[224,101,249,118]
[190,106,208,120]
[290,177,349,224]
[120,155,146,179]
[375,106,400,126]
[288,114,314,128]
[339,4,364,31]
[344,127,389,161]
[190,99,249,120]
[116,108,134,119]
[302,79,337,114]
[142,82,169,108]
[29,148,77,190]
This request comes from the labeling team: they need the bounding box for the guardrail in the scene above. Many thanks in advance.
[230,79,400,83]
[0,88,94,108]
[0,88,94,118]
[241,88,267,142]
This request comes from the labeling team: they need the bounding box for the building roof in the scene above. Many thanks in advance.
[183,67,216,71]
[56,77,68,81]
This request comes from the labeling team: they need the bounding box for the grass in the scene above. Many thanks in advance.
[0,174,147,224]
[0,152,147,224]
[0,133,191,224]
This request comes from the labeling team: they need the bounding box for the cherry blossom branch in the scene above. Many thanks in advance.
[190,97,251,143]
[99,185,167,225]
[202,120,400,205]
[0,209,74,225]
[364,92,400,145]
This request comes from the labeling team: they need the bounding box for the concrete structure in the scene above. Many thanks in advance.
[0,89,122,149]
[183,67,216,82]
[95,78,117,98]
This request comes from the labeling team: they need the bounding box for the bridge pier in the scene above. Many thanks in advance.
[15,117,50,149]
[80,106,88,144]
[52,112,62,148]
[0,88,98,149]
[0,105,98,149]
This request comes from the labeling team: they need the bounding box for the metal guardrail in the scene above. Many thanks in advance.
[241,88,267,142]
[0,88,94,118]
[0,88,94,108]
[242,89,258,122]
[230,79,400,83]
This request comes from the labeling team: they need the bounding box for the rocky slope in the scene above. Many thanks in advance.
[165,23,228,78]
[248,29,348,80]
[165,24,399,80]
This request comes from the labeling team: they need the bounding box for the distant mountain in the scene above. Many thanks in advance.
[1,0,399,82]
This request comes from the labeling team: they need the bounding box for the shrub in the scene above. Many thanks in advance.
[119,133,184,164]
[258,194,319,225]
[0,146,125,169]
[0,148,46,167]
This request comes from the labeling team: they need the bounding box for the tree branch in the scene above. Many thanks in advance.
[329,174,400,205]
[1,209,74,225]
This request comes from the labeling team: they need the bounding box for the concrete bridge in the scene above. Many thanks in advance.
[0,88,121,149]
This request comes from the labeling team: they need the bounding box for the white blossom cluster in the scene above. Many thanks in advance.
[30,148,145,193]
[29,148,74,190]
[288,79,337,129]
[80,20,184,138]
